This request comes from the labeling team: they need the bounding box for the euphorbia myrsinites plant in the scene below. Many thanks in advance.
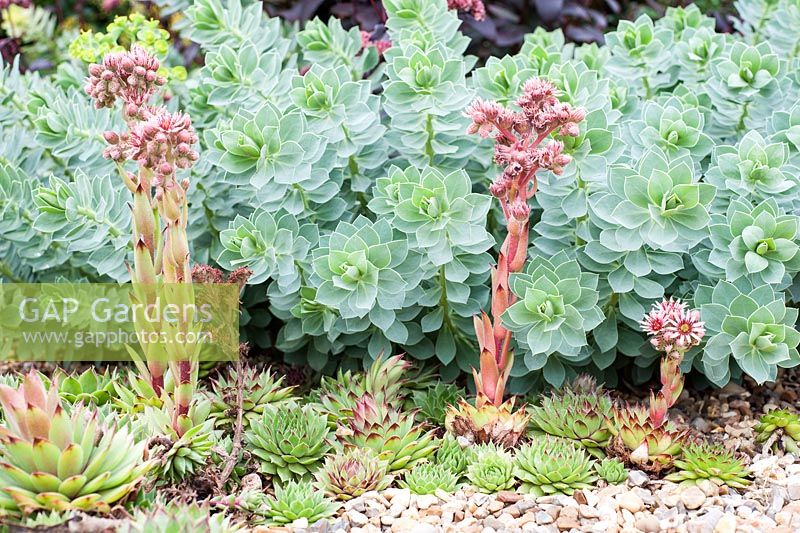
[85,45,200,434]
[640,298,705,427]
[446,79,585,447]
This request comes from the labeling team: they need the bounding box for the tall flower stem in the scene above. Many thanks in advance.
[85,45,199,436]
[465,79,584,406]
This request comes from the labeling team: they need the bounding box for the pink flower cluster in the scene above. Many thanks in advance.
[360,30,392,56]
[0,0,31,8]
[103,109,199,181]
[466,79,584,209]
[86,46,198,180]
[448,0,486,20]
[640,297,706,352]
[85,45,166,120]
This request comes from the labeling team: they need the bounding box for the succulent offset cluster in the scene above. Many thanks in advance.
[446,395,529,448]
[400,462,459,495]
[247,403,333,482]
[595,458,628,485]
[608,403,687,474]
[514,437,597,496]
[138,399,215,483]
[339,395,436,473]
[413,383,464,426]
[666,441,751,488]
[209,366,296,429]
[436,433,472,475]
[316,355,412,424]
[465,443,516,493]
[755,409,800,454]
[120,501,243,533]
[256,480,338,526]
[0,372,153,516]
[315,448,392,501]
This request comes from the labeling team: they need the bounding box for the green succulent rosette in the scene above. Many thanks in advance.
[703,198,800,286]
[465,444,515,493]
[697,279,800,386]
[514,436,597,496]
[247,403,333,482]
[502,251,603,385]
[399,462,459,495]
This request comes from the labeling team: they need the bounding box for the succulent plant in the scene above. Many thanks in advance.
[400,462,459,495]
[666,440,750,489]
[368,165,493,266]
[256,480,338,526]
[317,354,412,424]
[112,370,165,414]
[464,443,516,493]
[138,399,215,483]
[502,252,604,375]
[527,379,612,458]
[592,148,715,254]
[435,433,472,475]
[412,382,464,426]
[445,395,529,448]
[309,216,423,320]
[595,458,628,485]
[314,448,392,501]
[339,395,436,473]
[54,368,117,406]
[607,403,687,474]
[247,403,333,482]
[705,131,798,210]
[695,279,800,386]
[755,409,800,454]
[702,198,800,286]
[0,371,153,516]
[120,502,243,533]
[514,437,597,496]
[209,366,296,430]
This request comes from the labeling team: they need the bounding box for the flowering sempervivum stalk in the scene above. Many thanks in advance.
[447,78,584,446]
[447,0,486,20]
[85,45,200,435]
[640,298,705,427]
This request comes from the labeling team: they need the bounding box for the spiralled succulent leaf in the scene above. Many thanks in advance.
[503,251,603,382]
[514,436,597,496]
[666,441,750,488]
[246,403,333,482]
[464,443,515,493]
[696,279,800,386]
[399,462,459,495]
